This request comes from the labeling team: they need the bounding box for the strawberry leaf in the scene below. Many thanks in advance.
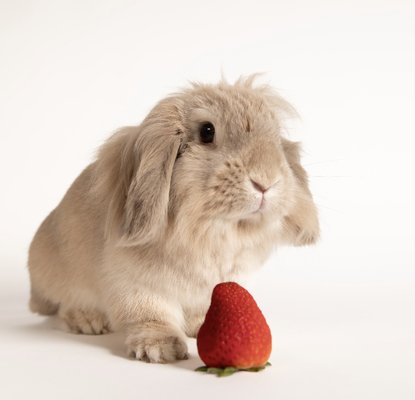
[206,368,224,375]
[195,362,271,377]
[217,367,238,377]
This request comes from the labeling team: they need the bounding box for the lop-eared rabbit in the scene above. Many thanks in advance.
[28,76,319,363]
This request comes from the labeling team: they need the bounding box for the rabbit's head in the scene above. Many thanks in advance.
[95,76,319,247]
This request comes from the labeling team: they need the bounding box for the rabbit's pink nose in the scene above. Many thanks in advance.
[250,179,269,193]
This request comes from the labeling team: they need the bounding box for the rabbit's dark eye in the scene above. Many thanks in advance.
[199,122,215,144]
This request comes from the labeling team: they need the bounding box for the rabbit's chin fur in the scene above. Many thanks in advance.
[27,75,319,363]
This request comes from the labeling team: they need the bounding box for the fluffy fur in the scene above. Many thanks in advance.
[28,76,319,363]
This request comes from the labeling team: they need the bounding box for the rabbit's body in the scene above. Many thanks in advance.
[28,77,319,362]
[29,160,278,333]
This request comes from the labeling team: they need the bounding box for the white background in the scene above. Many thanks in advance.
[1,1,414,399]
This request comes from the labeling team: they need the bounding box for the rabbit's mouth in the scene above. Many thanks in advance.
[253,199,266,214]
[247,192,266,215]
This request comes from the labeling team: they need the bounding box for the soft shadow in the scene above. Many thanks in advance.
[14,317,202,370]
[15,316,127,359]
[172,355,204,372]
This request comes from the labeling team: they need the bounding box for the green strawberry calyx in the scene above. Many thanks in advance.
[195,362,271,377]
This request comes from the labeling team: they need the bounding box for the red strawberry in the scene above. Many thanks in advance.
[196,282,272,376]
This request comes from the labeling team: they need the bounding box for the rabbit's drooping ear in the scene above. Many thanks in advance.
[281,138,320,246]
[94,97,183,247]
[120,99,183,246]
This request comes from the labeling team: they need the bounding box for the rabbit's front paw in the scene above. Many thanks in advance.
[59,307,111,334]
[126,327,188,363]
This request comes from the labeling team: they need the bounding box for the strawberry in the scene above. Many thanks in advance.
[196,282,272,376]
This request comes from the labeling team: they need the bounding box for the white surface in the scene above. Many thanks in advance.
[1,1,415,399]
[1,269,414,400]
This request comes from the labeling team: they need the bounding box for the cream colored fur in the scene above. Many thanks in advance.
[28,76,319,363]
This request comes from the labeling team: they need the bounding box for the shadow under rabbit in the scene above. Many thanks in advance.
[12,316,201,371]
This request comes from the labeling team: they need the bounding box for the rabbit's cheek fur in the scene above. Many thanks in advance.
[172,152,292,223]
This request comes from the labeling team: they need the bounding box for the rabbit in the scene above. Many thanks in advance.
[27,75,319,363]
